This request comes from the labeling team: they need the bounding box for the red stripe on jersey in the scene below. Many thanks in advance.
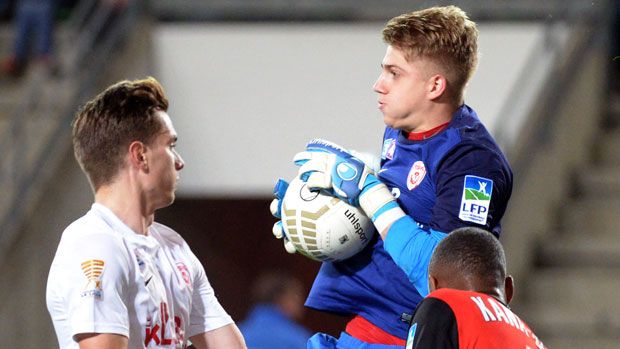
[346,315,407,345]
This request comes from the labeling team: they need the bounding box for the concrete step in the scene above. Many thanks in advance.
[516,269,620,344]
[594,128,620,166]
[576,165,620,198]
[537,234,620,267]
[519,295,620,339]
[558,198,620,237]
[521,269,620,308]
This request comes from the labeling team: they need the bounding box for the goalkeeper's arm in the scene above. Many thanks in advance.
[296,139,447,295]
[358,181,447,296]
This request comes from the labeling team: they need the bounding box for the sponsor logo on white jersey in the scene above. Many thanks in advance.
[407,161,426,190]
[459,175,493,224]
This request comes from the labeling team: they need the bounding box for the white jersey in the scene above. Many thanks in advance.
[46,203,233,348]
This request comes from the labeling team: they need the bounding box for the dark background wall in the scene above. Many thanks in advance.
[156,197,349,336]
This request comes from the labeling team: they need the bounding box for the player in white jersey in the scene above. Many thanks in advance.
[45,77,246,349]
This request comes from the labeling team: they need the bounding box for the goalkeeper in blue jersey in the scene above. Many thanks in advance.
[271,6,513,349]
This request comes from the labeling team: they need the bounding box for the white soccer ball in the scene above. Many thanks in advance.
[280,176,375,262]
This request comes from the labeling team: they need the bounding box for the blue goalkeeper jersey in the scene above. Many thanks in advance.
[305,104,513,340]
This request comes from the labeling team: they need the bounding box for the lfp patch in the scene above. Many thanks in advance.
[459,175,493,225]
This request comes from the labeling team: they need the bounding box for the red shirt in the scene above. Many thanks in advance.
[407,288,546,349]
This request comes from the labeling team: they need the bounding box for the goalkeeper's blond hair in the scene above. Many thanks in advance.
[382,6,478,105]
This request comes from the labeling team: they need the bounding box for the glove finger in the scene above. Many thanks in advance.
[306,138,350,157]
[293,150,330,167]
[298,156,328,177]
[293,151,313,167]
[350,150,381,173]
[270,198,282,218]
[272,221,284,239]
[273,178,289,200]
[284,238,297,254]
[306,171,332,190]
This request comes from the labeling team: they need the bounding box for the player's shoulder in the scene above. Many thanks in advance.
[150,222,187,247]
[61,208,120,243]
[451,106,506,153]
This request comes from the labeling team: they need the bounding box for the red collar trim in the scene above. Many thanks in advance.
[405,121,450,141]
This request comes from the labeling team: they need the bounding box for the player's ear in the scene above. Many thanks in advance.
[427,74,447,100]
[428,274,439,292]
[128,141,148,170]
[504,275,514,305]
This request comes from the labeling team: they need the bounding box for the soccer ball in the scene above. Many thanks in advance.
[280,176,374,262]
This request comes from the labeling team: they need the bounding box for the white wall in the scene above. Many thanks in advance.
[153,22,555,197]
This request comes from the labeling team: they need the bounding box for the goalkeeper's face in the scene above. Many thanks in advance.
[373,45,438,133]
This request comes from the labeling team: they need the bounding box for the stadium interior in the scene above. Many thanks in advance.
[0,0,618,347]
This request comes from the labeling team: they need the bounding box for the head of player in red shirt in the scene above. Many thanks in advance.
[429,227,514,305]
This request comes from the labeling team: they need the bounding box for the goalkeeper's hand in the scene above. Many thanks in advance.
[295,138,405,234]
[269,179,297,254]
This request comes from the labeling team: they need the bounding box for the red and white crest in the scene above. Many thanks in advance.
[176,262,191,289]
[407,161,426,190]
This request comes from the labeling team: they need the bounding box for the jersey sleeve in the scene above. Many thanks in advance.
[187,251,233,337]
[407,297,458,349]
[431,142,512,235]
[54,232,132,339]
[383,144,511,295]
[383,217,446,295]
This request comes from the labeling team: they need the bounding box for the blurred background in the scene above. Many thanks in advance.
[0,0,618,347]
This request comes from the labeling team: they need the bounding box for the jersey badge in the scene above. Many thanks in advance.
[382,138,396,160]
[176,262,192,290]
[406,323,417,349]
[406,161,426,190]
[80,259,104,299]
[459,175,493,224]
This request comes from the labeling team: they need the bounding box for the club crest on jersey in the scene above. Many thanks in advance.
[407,161,426,190]
[176,262,192,290]
[459,175,493,224]
[80,259,104,299]
[382,138,396,160]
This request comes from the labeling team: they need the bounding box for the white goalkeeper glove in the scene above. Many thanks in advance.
[295,139,406,234]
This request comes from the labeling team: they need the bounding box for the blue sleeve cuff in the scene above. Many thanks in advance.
[384,216,447,296]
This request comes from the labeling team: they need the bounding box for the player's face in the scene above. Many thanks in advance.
[373,45,434,133]
[144,111,184,209]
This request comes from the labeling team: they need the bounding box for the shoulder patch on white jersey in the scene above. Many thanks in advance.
[80,259,104,299]
[459,175,493,225]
